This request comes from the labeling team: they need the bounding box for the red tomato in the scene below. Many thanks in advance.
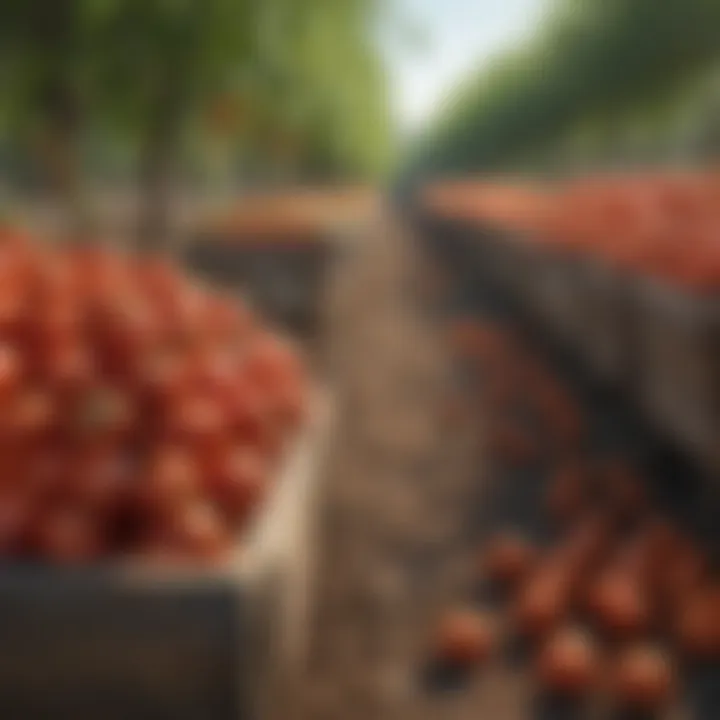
[72,386,136,441]
[73,247,131,302]
[4,388,56,440]
[203,445,267,525]
[273,377,307,432]
[25,447,66,501]
[33,506,104,564]
[66,445,133,511]
[556,516,610,577]
[586,568,651,639]
[43,339,95,392]
[546,462,586,526]
[658,542,708,614]
[483,532,537,589]
[515,562,574,639]
[675,585,720,660]
[433,608,497,667]
[141,446,200,515]
[186,348,239,396]
[242,333,303,392]
[33,298,83,347]
[611,644,675,711]
[0,289,27,340]
[226,376,267,431]
[201,295,255,345]
[160,286,208,348]
[165,394,227,447]
[158,502,231,561]
[536,626,599,696]
[602,461,647,523]
[92,299,160,377]
[134,257,184,305]
[0,344,22,397]
[0,489,32,554]
[137,350,188,401]
[225,378,282,457]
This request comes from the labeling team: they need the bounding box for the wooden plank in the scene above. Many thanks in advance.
[184,239,336,342]
[635,280,720,474]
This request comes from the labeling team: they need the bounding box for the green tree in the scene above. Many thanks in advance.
[0,0,121,236]
[1,0,394,245]
[406,0,720,178]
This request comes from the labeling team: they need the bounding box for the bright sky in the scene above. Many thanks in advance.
[386,0,547,135]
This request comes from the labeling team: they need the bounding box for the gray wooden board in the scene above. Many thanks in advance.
[184,236,336,339]
[635,278,720,473]
[574,259,638,386]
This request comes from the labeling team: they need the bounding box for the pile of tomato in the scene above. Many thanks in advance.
[434,317,719,713]
[424,170,720,292]
[0,228,307,564]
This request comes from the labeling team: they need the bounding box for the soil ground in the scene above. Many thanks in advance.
[272,217,496,720]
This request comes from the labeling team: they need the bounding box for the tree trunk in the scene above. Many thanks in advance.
[40,86,91,242]
[137,117,180,253]
[32,1,91,242]
[136,0,207,254]
[136,61,187,254]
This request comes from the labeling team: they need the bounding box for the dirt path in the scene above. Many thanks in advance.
[268,217,486,720]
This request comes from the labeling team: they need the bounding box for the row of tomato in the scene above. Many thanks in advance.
[431,317,718,714]
[205,188,377,242]
[0,226,308,564]
[424,170,720,291]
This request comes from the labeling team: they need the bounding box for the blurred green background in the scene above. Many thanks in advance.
[4,0,720,238]
[405,0,720,180]
[0,0,399,241]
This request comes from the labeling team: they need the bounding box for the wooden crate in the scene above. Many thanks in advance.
[575,259,638,386]
[635,280,720,472]
[521,251,585,344]
[524,248,559,326]
[509,238,541,319]
[0,389,334,720]
[466,226,501,287]
[185,235,337,341]
[446,220,490,280]
[487,231,526,295]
